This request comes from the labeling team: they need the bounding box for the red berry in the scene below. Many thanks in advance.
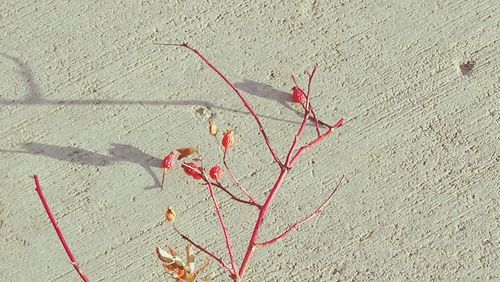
[209,165,223,181]
[191,172,202,180]
[292,86,306,104]
[222,130,235,149]
[161,151,176,170]
[183,162,202,180]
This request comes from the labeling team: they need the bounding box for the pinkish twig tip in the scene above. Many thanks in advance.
[33,175,89,282]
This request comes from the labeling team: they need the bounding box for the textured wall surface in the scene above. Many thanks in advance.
[0,1,498,281]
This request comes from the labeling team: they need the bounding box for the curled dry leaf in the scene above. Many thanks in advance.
[156,244,212,282]
[177,147,198,160]
[186,244,195,272]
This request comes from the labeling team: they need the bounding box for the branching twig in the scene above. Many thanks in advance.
[284,109,310,167]
[289,118,344,167]
[291,72,323,136]
[155,42,284,168]
[304,65,321,136]
[203,176,238,275]
[157,43,346,281]
[171,224,233,274]
[256,175,345,247]
[33,175,89,282]
[211,180,260,209]
[178,163,238,274]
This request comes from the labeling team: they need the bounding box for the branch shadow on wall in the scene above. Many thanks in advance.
[234,79,316,122]
[0,54,331,190]
[0,53,308,126]
[0,142,162,190]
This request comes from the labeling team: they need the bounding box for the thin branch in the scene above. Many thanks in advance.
[171,224,233,274]
[223,148,259,206]
[182,160,258,208]
[305,64,318,112]
[256,175,346,247]
[306,105,322,135]
[289,118,344,168]
[238,168,289,278]
[33,175,89,282]
[204,177,238,274]
[154,42,283,168]
[304,66,322,137]
[284,109,310,167]
[285,65,324,166]
[176,164,238,275]
[211,180,260,209]
[291,71,322,136]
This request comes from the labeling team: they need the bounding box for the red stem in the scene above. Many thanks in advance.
[172,225,233,274]
[305,65,321,136]
[155,42,283,168]
[284,110,310,167]
[179,164,238,275]
[33,175,89,282]
[204,177,238,275]
[292,72,322,136]
[289,118,344,168]
[211,180,260,209]
[307,106,322,136]
[285,66,322,167]
[256,175,345,246]
[238,168,288,277]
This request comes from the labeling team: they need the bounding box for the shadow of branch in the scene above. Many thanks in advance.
[0,53,308,126]
[0,143,162,190]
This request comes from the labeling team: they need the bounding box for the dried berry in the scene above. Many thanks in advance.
[222,130,235,149]
[162,151,176,170]
[161,151,176,189]
[183,162,202,180]
[165,207,176,224]
[292,86,306,104]
[209,165,223,181]
[209,120,218,136]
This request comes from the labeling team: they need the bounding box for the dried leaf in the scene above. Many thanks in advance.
[195,259,210,275]
[168,246,179,257]
[185,244,195,271]
[156,247,175,264]
[177,147,198,160]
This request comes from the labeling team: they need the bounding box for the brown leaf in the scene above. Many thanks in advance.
[168,246,179,257]
[177,147,198,160]
[185,244,195,271]
[156,247,175,264]
[195,259,210,275]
